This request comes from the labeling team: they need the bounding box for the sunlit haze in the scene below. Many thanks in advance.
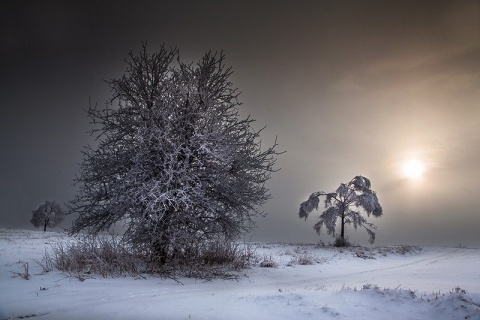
[1,1,479,247]
[402,159,425,180]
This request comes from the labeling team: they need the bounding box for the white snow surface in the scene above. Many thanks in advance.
[1,228,479,320]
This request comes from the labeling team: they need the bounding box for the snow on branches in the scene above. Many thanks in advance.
[299,176,383,245]
[69,44,281,264]
[30,200,64,232]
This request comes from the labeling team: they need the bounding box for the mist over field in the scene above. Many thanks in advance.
[1,1,480,247]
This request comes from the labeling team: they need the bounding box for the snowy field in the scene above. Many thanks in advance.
[1,228,479,320]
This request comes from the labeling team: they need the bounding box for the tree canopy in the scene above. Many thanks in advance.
[69,45,281,264]
[299,175,382,245]
[31,200,64,232]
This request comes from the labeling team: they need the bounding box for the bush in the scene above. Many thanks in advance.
[35,249,55,274]
[295,252,317,265]
[48,234,141,279]
[333,237,351,247]
[287,250,323,266]
[45,235,257,279]
[259,255,277,268]
[162,239,258,278]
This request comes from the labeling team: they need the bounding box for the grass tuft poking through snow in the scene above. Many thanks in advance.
[259,255,277,268]
[10,260,30,280]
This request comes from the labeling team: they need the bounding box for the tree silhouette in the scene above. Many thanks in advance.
[30,200,64,232]
[299,176,382,246]
[69,44,281,264]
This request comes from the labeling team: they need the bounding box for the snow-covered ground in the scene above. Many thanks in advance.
[1,228,479,320]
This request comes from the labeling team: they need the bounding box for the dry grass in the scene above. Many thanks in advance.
[11,260,30,280]
[259,255,277,268]
[352,245,422,259]
[163,240,259,278]
[44,235,258,280]
[46,234,142,279]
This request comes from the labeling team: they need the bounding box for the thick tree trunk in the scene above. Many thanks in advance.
[150,208,174,265]
[152,238,169,265]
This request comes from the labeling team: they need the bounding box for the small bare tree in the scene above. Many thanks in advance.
[30,200,64,232]
[299,176,382,246]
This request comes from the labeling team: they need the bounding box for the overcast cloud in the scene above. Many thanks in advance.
[1,0,479,246]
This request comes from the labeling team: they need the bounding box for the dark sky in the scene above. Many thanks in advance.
[1,0,479,246]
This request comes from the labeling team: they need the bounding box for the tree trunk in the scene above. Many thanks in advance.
[43,220,47,232]
[340,210,345,241]
[150,208,174,265]
[152,237,169,265]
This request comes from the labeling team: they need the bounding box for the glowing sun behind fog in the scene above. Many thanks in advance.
[402,158,425,180]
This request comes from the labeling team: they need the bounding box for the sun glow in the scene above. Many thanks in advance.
[402,158,425,180]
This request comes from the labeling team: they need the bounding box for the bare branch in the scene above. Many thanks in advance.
[298,176,382,245]
[69,44,281,267]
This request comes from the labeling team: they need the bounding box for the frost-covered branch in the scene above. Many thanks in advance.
[69,44,282,265]
[298,176,383,245]
[30,201,64,232]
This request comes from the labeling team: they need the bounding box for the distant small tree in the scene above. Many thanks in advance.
[299,176,382,246]
[30,201,64,232]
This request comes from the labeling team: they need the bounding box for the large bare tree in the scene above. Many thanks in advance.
[69,45,280,264]
[299,176,382,246]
